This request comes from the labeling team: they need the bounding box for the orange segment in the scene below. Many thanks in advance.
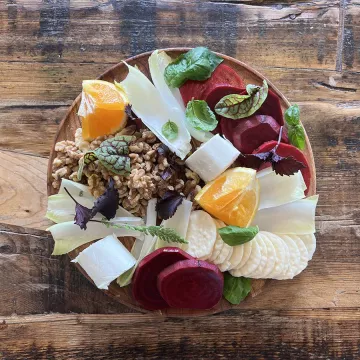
[195,168,260,227]
[79,80,128,140]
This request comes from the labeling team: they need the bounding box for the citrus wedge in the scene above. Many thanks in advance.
[195,167,260,227]
[79,80,128,140]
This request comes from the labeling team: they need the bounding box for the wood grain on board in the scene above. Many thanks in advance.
[0,0,359,357]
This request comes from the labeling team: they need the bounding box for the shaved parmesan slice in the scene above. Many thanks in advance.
[120,63,191,159]
[185,211,217,259]
[246,235,268,278]
[252,195,318,234]
[149,50,213,143]
[185,134,240,182]
[227,245,244,270]
[155,199,192,250]
[274,235,300,280]
[257,169,307,210]
[296,233,316,260]
[131,238,143,259]
[117,199,158,287]
[73,234,136,290]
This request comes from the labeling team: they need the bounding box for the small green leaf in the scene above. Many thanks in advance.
[284,104,300,126]
[218,225,259,246]
[164,47,223,88]
[215,80,268,119]
[223,273,251,305]
[162,120,179,141]
[185,100,218,131]
[288,124,306,150]
[94,135,132,175]
[77,151,98,180]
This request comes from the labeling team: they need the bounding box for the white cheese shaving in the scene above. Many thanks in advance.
[185,134,240,182]
[120,62,191,159]
[73,234,136,290]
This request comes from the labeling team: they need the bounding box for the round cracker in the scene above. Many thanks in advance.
[230,240,261,277]
[275,235,300,280]
[296,234,316,260]
[186,211,217,259]
[290,235,309,276]
[265,232,287,279]
[218,246,234,272]
[246,235,268,278]
[206,219,226,262]
[259,233,277,278]
[227,245,244,270]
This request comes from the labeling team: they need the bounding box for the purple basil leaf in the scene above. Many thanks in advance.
[237,152,271,169]
[91,178,119,220]
[157,143,170,157]
[74,203,93,230]
[156,190,184,220]
[271,155,306,176]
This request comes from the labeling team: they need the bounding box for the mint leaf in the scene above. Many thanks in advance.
[223,273,251,305]
[288,124,306,150]
[162,120,178,141]
[94,135,132,175]
[218,225,259,246]
[185,100,218,131]
[215,80,268,119]
[164,47,223,88]
[284,104,300,126]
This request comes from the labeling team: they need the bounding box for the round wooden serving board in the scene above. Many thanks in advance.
[47,48,316,317]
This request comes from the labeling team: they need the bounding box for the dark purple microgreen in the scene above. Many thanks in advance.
[271,153,305,176]
[215,80,268,119]
[125,104,136,120]
[156,190,184,220]
[160,167,174,181]
[91,178,119,220]
[63,187,93,230]
[94,135,132,175]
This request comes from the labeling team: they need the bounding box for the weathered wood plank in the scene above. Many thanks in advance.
[0,310,359,359]
[0,223,133,316]
[0,0,339,69]
[1,63,359,109]
[0,150,50,229]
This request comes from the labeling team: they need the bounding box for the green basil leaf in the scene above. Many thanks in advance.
[218,225,259,246]
[185,100,218,131]
[284,104,300,126]
[77,151,98,180]
[288,124,306,150]
[215,80,268,119]
[223,273,251,305]
[94,135,132,175]
[162,120,179,141]
[164,47,223,88]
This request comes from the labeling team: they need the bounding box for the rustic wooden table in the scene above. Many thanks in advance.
[0,0,359,359]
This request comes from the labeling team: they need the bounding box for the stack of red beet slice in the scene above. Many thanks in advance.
[132,247,224,311]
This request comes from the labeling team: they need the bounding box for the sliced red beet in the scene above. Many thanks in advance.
[179,63,244,106]
[204,85,243,110]
[132,247,193,310]
[230,115,288,154]
[157,259,224,310]
[253,141,311,195]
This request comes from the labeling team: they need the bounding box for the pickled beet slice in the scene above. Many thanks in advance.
[132,247,193,310]
[157,259,224,310]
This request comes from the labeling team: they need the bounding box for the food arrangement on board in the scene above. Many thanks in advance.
[48,48,317,311]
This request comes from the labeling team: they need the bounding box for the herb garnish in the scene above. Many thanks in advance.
[78,135,132,179]
[185,100,218,132]
[64,180,187,244]
[218,225,259,246]
[284,104,306,150]
[238,127,305,176]
[162,120,179,141]
[156,190,184,220]
[223,273,251,305]
[164,47,223,88]
[215,80,268,119]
